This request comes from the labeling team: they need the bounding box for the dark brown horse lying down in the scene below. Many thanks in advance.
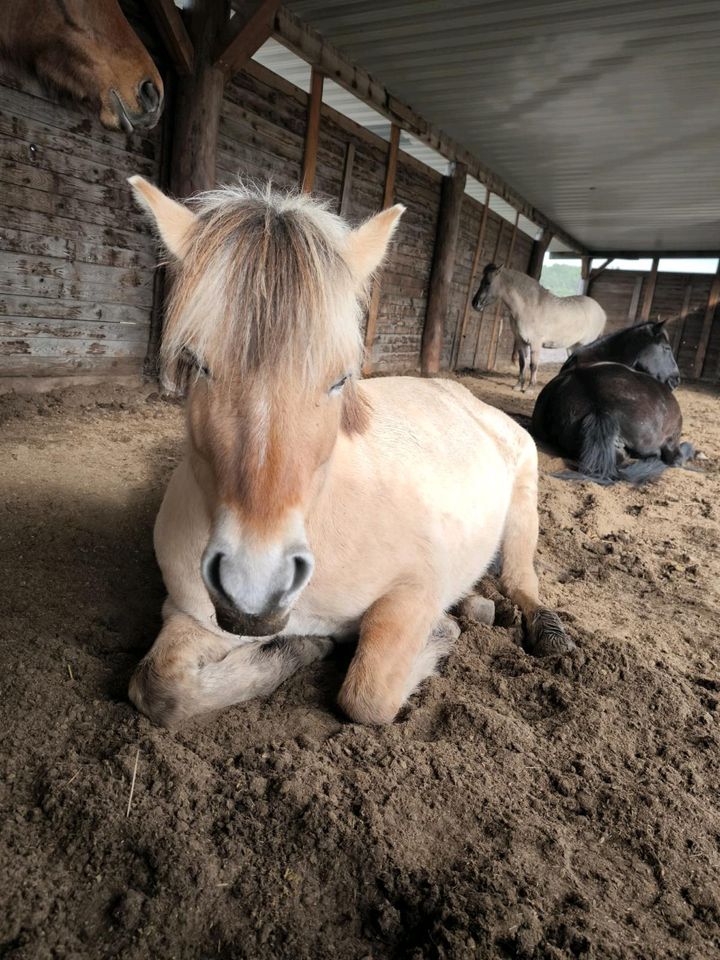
[532,362,695,485]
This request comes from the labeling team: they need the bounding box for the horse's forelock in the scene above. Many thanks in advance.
[161,185,363,388]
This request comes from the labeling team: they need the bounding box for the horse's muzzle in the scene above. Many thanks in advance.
[110,82,163,133]
[213,598,291,637]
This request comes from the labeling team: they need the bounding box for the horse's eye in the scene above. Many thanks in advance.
[329,374,349,395]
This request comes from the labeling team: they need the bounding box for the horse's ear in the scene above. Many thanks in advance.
[652,318,667,334]
[128,175,197,260]
[344,204,405,284]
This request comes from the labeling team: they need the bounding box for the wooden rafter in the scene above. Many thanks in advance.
[363,124,400,375]
[272,7,585,255]
[338,142,355,216]
[472,217,505,368]
[671,282,693,358]
[452,187,490,369]
[638,256,659,324]
[695,259,720,378]
[421,161,468,375]
[214,0,281,81]
[146,0,194,76]
[301,68,323,192]
[488,211,519,370]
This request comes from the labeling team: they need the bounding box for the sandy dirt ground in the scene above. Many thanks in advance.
[1,372,719,960]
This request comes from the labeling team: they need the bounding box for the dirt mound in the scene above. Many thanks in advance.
[1,375,718,959]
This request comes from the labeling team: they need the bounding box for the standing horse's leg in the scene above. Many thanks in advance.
[338,585,444,725]
[513,341,529,392]
[500,446,575,656]
[129,606,333,726]
[527,341,542,393]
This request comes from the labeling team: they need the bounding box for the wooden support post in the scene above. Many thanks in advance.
[672,281,693,358]
[362,124,400,375]
[338,142,355,215]
[170,0,229,198]
[487,211,519,370]
[527,228,553,280]
[147,0,194,75]
[301,68,324,193]
[214,0,281,80]
[695,259,720,378]
[472,217,505,368]
[451,187,490,369]
[627,275,643,323]
[638,256,659,324]
[420,161,468,375]
[579,256,591,294]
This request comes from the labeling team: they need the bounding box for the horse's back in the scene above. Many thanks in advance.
[360,376,534,470]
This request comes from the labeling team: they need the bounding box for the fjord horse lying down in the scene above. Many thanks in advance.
[532,363,695,486]
[127,179,574,727]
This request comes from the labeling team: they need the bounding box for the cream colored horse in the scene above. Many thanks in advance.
[472,264,606,392]
[127,177,574,727]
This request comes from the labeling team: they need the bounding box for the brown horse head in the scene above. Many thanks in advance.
[1,0,163,130]
[130,176,403,636]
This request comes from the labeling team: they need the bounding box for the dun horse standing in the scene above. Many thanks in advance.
[0,0,163,130]
[472,264,606,391]
[127,178,574,727]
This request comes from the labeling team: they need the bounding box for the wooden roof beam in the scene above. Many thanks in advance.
[146,0,194,76]
[550,251,720,260]
[272,6,586,255]
[214,0,282,81]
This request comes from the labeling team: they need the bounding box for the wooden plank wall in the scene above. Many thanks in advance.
[218,61,448,374]
[590,269,717,381]
[371,155,442,371]
[0,2,166,381]
[0,28,535,383]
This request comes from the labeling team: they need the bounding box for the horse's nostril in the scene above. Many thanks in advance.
[139,79,160,113]
[289,552,313,596]
[203,550,227,598]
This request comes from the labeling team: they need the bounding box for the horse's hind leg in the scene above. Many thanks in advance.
[526,341,542,393]
[661,440,695,467]
[129,606,333,726]
[500,446,575,656]
[338,585,445,725]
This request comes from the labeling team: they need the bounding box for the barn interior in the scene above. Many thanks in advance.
[1,2,719,958]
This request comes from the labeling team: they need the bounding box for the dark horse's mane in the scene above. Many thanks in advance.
[577,320,658,348]
[561,320,668,373]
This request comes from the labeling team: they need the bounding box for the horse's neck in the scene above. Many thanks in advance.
[497,273,534,320]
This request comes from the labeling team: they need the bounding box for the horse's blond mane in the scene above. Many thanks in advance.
[163,182,364,388]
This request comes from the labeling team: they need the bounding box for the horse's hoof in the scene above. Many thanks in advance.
[512,382,525,393]
[431,615,461,644]
[458,595,495,625]
[525,608,575,657]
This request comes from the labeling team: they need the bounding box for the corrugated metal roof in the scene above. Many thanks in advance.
[285,0,720,253]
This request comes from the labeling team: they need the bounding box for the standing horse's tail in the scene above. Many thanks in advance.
[554,410,667,486]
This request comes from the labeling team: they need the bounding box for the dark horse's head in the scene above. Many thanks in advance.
[472,263,500,310]
[563,319,681,389]
[632,320,680,388]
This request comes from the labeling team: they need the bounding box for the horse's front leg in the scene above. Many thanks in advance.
[338,585,445,725]
[129,608,333,726]
[513,340,529,391]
